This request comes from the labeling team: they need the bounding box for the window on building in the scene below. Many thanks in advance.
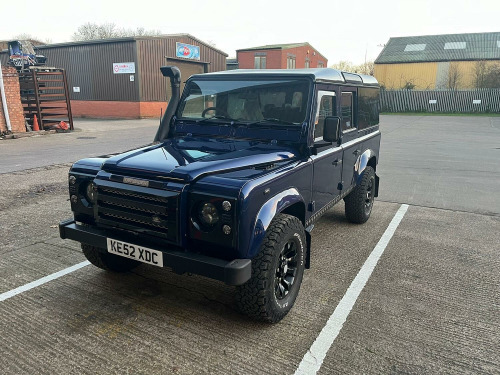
[358,88,380,130]
[497,41,500,48]
[314,91,336,140]
[444,42,466,50]
[404,44,426,52]
[341,92,354,131]
[305,60,310,68]
[254,55,267,69]
[317,61,324,68]
[287,55,296,69]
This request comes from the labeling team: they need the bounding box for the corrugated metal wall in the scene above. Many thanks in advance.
[137,36,226,102]
[374,62,438,89]
[1,36,228,103]
[380,88,500,113]
[38,41,138,101]
[375,60,500,89]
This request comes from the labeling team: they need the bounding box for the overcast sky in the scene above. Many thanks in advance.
[3,0,500,65]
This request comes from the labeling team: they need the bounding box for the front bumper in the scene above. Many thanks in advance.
[59,219,251,286]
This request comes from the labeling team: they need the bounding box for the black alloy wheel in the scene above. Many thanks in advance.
[364,176,375,216]
[275,239,299,300]
[344,166,376,224]
[236,213,306,323]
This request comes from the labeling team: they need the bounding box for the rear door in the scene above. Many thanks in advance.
[311,90,343,211]
[340,88,363,192]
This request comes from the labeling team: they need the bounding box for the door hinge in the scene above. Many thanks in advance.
[337,182,344,190]
[308,201,315,212]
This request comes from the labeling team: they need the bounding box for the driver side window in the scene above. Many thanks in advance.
[314,91,336,140]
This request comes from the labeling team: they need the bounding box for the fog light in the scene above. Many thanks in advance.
[69,175,76,185]
[222,200,231,211]
[222,225,231,235]
[70,195,78,203]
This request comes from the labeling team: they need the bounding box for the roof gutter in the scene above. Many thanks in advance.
[0,60,12,132]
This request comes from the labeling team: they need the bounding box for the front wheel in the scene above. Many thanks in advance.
[344,166,376,224]
[236,214,306,323]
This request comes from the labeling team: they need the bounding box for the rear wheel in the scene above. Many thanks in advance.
[344,166,376,224]
[81,244,139,272]
[236,214,306,323]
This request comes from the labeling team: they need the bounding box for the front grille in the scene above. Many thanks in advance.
[96,184,178,242]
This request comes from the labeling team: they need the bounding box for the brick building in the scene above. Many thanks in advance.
[0,65,25,134]
[236,42,328,70]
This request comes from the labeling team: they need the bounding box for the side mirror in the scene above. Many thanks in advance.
[323,116,341,143]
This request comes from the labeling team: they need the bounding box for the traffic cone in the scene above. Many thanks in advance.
[33,115,40,131]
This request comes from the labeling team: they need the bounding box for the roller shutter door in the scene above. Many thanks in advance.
[166,60,205,100]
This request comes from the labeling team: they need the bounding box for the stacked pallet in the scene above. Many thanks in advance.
[18,67,73,130]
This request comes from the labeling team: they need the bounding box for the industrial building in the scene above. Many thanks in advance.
[374,32,500,89]
[236,43,328,70]
[0,34,228,118]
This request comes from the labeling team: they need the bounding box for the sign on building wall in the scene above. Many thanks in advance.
[176,42,200,60]
[113,62,136,74]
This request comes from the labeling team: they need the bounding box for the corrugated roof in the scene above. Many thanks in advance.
[375,32,500,64]
[3,34,228,56]
[237,42,309,51]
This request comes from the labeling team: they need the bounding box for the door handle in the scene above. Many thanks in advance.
[353,149,361,156]
[332,159,342,166]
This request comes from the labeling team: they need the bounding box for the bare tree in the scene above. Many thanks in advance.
[12,33,51,44]
[329,60,375,75]
[329,60,354,71]
[72,23,161,41]
[473,60,488,88]
[447,62,462,90]
[354,61,374,75]
[485,62,500,88]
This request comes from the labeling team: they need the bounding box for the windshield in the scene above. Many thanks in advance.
[176,79,311,126]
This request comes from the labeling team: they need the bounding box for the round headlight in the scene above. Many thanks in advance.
[198,202,219,227]
[85,182,97,204]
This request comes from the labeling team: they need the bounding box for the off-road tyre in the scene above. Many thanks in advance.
[81,244,139,272]
[344,166,376,224]
[236,214,306,323]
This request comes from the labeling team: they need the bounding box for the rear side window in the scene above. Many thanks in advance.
[341,92,354,131]
[358,88,380,129]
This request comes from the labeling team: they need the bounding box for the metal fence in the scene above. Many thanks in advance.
[380,89,500,113]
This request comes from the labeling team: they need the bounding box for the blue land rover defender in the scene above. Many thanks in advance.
[60,67,380,323]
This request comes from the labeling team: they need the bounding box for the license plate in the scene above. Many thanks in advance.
[107,238,163,267]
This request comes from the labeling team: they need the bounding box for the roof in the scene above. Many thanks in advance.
[1,34,228,56]
[375,32,500,64]
[237,42,309,51]
[237,42,328,61]
[190,68,379,86]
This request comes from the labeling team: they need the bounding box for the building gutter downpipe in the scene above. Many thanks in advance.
[154,66,181,142]
[0,60,13,132]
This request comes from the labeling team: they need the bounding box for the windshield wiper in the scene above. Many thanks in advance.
[246,118,298,128]
[195,115,238,124]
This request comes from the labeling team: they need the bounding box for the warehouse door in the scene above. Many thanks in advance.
[166,59,206,100]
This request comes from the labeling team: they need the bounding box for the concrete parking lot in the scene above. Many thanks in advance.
[0,115,499,374]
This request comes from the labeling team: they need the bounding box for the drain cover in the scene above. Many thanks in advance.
[77,136,96,139]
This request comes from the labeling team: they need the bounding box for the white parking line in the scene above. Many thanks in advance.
[295,204,409,375]
[0,261,90,302]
